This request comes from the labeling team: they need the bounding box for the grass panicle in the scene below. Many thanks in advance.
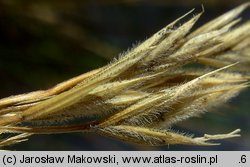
[0,3,250,148]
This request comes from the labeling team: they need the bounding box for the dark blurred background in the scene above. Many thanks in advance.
[0,0,249,150]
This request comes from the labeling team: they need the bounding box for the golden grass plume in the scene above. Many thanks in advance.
[0,3,250,148]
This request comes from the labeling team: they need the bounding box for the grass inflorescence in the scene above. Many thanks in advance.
[0,3,250,148]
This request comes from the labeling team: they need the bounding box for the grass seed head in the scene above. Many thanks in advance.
[0,3,249,148]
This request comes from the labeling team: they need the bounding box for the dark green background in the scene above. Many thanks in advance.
[0,0,249,150]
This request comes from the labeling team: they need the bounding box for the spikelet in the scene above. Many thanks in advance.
[0,3,249,148]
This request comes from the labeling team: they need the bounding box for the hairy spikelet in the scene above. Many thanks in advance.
[0,3,249,148]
